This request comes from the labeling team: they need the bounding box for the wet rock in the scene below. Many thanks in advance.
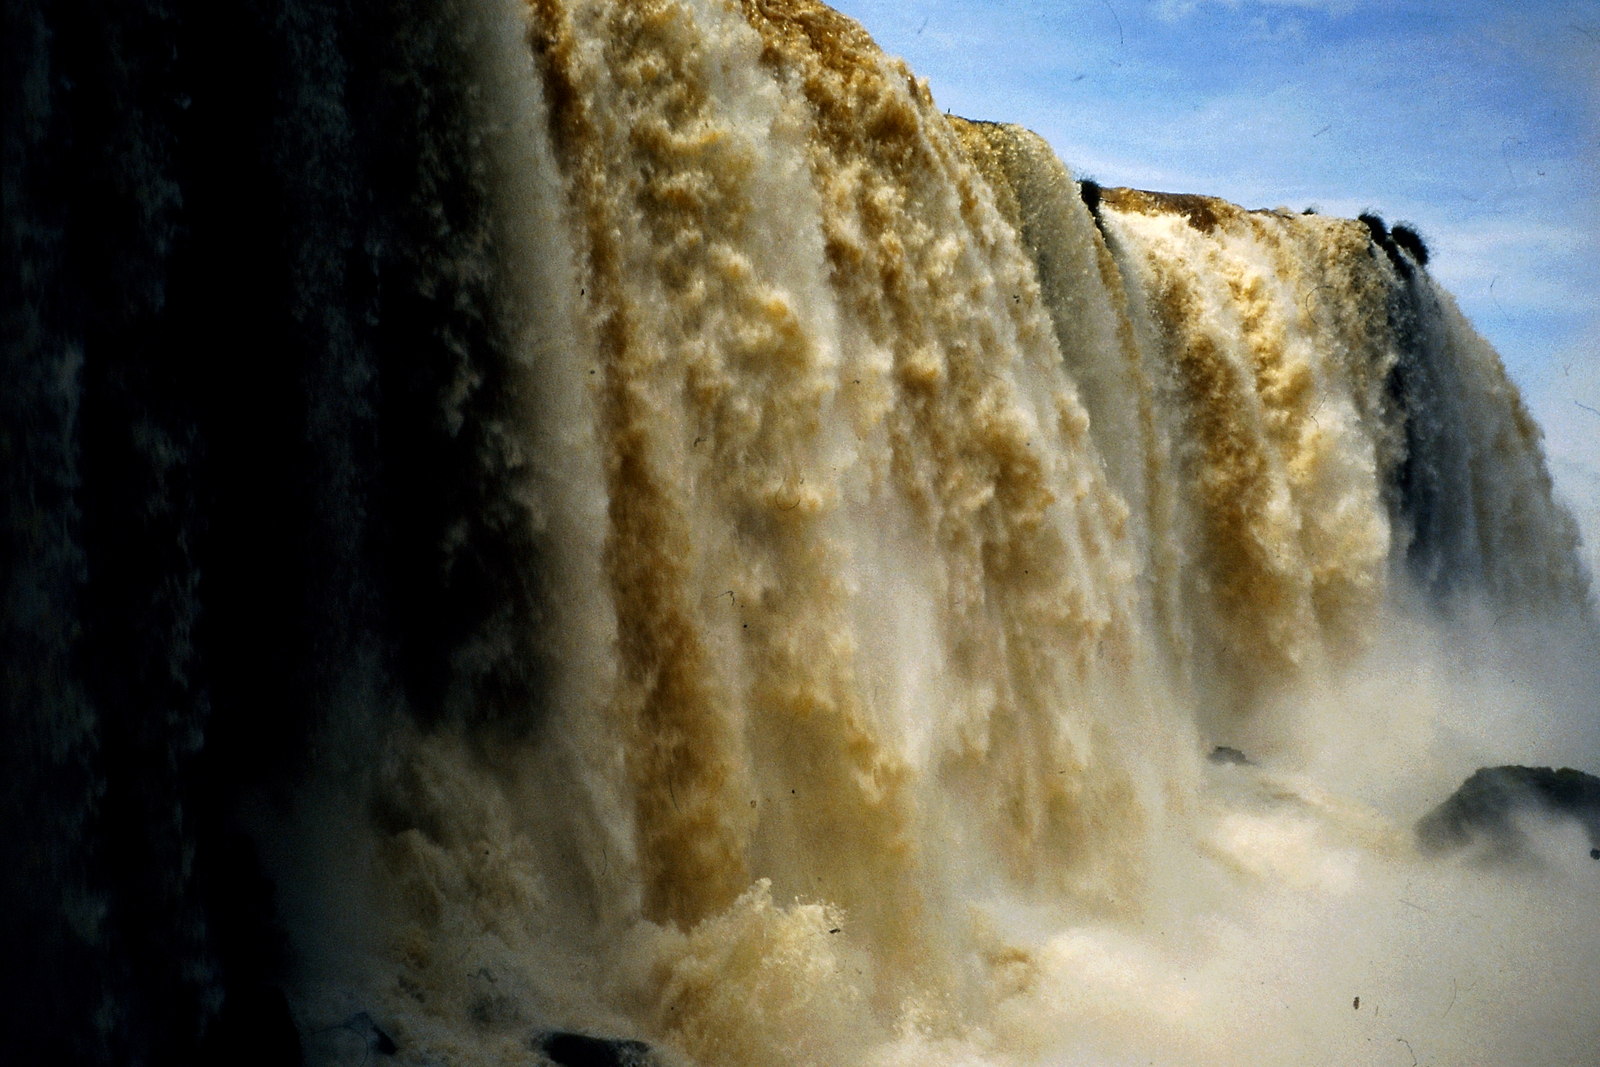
[533,1030,657,1067]
[1417,765,1600,857]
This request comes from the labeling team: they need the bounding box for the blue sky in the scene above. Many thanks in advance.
[829,0,1600,564]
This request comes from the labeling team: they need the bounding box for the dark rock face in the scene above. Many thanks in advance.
[534,1031,658,1067]
[5,1,564,1062]
[1417,766,1600,858]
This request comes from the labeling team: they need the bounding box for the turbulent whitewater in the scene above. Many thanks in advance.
[5,1,1598,1065]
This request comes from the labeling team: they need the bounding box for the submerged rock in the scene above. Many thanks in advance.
[1416,765,1600,857]
[533,1031,657,1067]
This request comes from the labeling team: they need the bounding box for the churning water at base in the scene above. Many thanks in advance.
[5,1,1597,1064]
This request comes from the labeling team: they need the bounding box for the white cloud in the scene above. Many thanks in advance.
[1432,218,1599,315]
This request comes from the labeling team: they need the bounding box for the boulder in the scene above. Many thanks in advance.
[1416,765,1600,857]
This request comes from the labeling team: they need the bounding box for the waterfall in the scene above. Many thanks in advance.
[5,1,1596,1064]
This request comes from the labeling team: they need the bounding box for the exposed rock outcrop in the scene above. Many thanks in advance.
[1417,765,1600,858]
